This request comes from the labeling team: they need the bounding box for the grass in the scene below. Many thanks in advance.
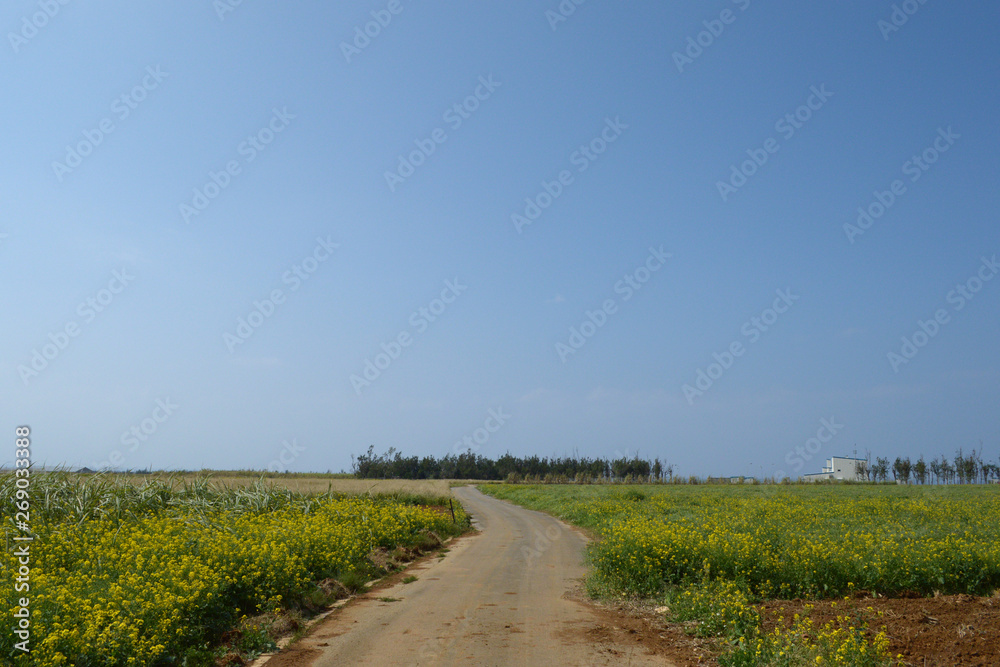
[69,471,460,499]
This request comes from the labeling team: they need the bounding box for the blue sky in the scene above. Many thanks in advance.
[2,1,998,478]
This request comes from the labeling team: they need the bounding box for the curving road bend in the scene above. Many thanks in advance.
[266,486,673,667]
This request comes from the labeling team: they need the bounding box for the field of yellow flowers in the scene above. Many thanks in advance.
[1,473,466,666]
[483,483,1000,666]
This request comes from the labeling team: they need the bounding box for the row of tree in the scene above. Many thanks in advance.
[351,446,673,482]
[859,448,999,484]
[351,446,1000,484]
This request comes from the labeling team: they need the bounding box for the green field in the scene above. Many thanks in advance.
[482,483,1000,666]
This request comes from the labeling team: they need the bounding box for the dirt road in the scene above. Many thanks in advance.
[267,486,673,666]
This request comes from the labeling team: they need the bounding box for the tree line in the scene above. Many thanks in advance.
[351,446,673,483]
[858,448,999,484]
[351,446,1000,484]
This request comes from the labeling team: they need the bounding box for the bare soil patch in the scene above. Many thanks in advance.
[757,593,1000,667]
[559,593,1000,666]
[558,596,718,666]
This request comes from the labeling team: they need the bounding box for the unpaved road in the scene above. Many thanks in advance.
[267,486,674,666]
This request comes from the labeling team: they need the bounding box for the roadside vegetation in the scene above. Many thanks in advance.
[1,471,468,666]
[482,483,1000,666]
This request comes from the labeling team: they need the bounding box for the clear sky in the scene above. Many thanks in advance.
[2,1,998,478]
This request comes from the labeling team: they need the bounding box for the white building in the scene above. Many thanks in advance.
[802,456,865,482]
